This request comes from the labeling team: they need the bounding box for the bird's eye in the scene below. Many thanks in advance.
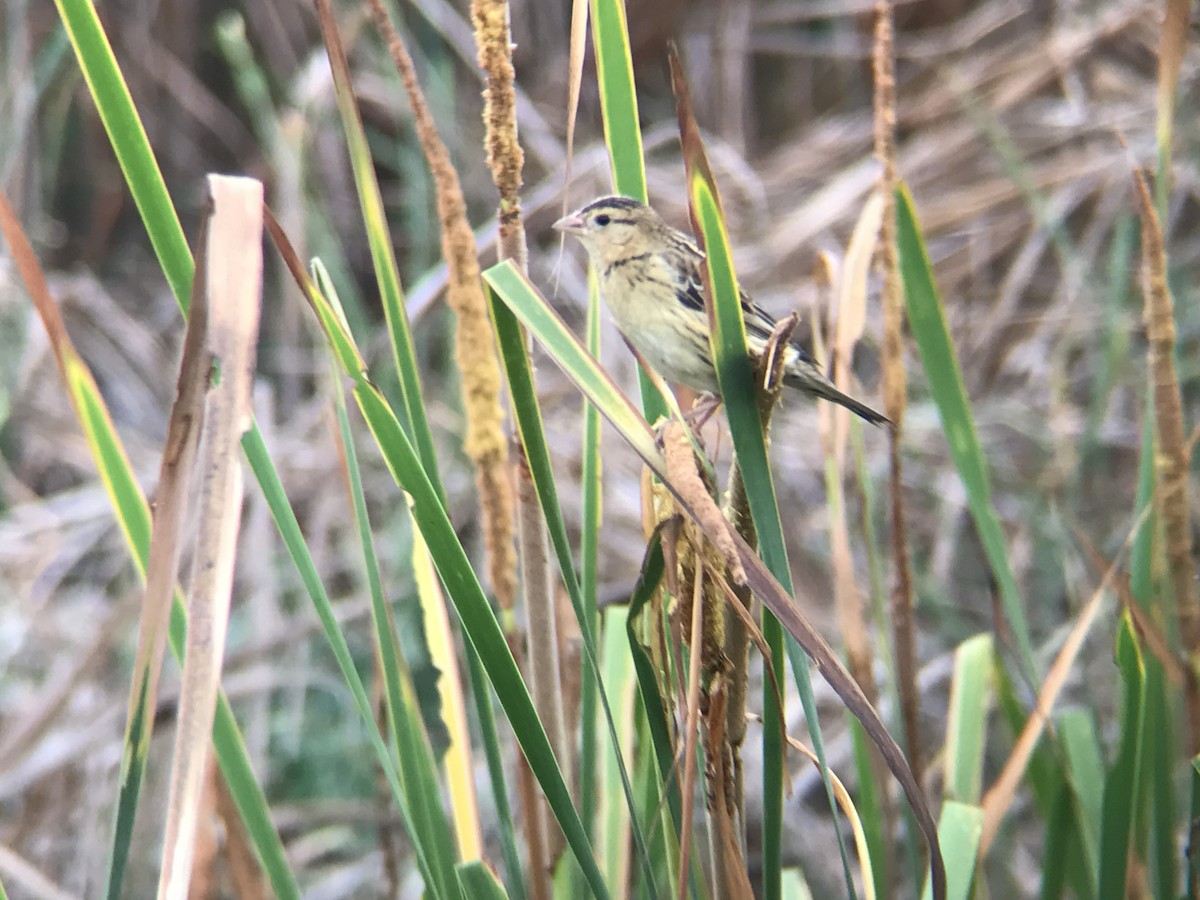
[593,214,611,227]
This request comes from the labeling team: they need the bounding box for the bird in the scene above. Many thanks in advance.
[553,195,888,425]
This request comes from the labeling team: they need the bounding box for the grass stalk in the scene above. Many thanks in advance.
[1129,165,1199,751]
[872,0,921,781]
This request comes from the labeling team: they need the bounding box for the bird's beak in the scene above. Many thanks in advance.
[553,212,586,236]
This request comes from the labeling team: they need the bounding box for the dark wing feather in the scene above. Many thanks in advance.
[680,261,821,366]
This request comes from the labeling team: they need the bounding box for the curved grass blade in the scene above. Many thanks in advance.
[893,183,1037,685]
[353,384,609,899]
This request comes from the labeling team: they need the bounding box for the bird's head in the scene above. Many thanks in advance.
[553,195,663,267]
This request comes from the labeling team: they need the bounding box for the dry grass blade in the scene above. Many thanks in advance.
[783,734,877,900]
[730,526,945,896]
[1129,162,1199,750]
[705,683,755,900]
[1155,0,1190,179]
[677,562,706,900]
[979,503,1151,855]
[653,428,944,895]
[661,422,744,586]
[120,200,209,791]
[873,0,920,782]
[159,175,263,899]
[563,0,590,219]
[0,845,76,900]
[823,194,884,697]
[832,192,883,456]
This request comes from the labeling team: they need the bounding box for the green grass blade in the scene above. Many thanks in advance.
[1140,658,1176,899]
[1189,758,1200,896]
[587,0,666,421]
[1059,710,1103,890]
[1038,784,1074,900]
[1097,611,1146,900]
[1126,396,1176,897]
[456,861,508,900]
[54,0,192,306]
[463,644,528,900]
[331,366,459,899]
[352,383,609,899]
[483,263,660,464]
[297,268,605,893]
[488,284,660,898]
[944,634,993,804]
[893,183,1036,684]
[689,171,853,899]
[316,2,440,480]
[578,276,604,853]
[598,605,638,891]
[587,0,645,202]
[921,802,982,900]
[849,724,887,899]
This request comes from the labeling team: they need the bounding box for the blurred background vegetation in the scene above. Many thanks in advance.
[0,0,1197,897]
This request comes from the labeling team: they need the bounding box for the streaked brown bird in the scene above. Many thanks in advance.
[554,195,888,425]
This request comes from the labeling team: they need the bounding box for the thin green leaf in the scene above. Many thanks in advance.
[944,634,993,804]
[314,0,440,484]
[587,0,666,421]
[921,802,983,900]
[1059,710,1103,892]
[54,0,192,305]
[456,861,508,900]
[331,363,459,899]
[587,0,645,203]
[894,183,1036,685]
[1098,611,1146,900]
[352,384,609,899]
[488,285,660,898]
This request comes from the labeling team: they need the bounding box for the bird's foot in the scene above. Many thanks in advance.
[684,392,723,431]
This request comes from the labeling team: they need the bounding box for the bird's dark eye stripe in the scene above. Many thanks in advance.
[592,216,635,225]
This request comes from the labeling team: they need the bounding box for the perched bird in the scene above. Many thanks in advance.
[553,195,888,425]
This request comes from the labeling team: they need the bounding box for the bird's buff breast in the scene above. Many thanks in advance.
[598,264,720,393]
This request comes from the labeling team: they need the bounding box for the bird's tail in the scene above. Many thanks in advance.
[783,368,891,426]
